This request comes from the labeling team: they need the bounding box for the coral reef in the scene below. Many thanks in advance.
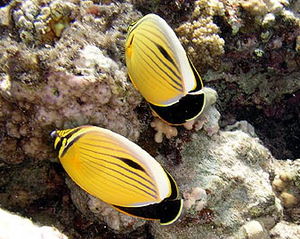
[270,220,300,239]
[0,0,144,237]
[151,129,281,238]
[11,0,78,45]
[272,159,300,223]
[197,0,299,159]
[176,0,225,70]
[0,0,142,165]
[0,0,299,238]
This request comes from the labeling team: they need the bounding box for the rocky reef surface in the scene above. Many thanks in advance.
[0,0,299,238]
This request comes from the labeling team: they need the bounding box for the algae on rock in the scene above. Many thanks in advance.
[151,128,281,238]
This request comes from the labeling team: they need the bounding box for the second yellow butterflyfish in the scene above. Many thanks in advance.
[51,125,183,225]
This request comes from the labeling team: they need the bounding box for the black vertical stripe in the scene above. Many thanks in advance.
[138,25,179,71]
[138,32,182,86]
[55,138,63,152]
[80,162,154,199]
[79,148,156,188]
[135,40,182,90]
[61,135,82,158]
[54,127,83,155]
[133,44,182,92]
[82,158,157,199]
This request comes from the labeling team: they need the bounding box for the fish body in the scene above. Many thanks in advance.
[125,14,206,125]
[51,125,182,225]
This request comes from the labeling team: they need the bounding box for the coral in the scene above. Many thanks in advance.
[176,0,225,70]
[192,104,220,136]
[0,1,142,165]
[270,221,300,239]
[11,0,78,45]
[183,187,208,211]
[240,0,285,16]
[151,129,280,238]
[150,118,178,143]
[240,220,270,239]
[272,159,300,222]
[239,0,300,27]
[0,0,143,235]
[200,0,300,160]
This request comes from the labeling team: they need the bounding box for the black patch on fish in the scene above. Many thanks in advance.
[156,44,176,67]
[149,93,205,125]
[113,198,182,225]
[55,138,63,152]
[117,157,146,172]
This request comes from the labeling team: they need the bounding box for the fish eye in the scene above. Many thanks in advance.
[50,130,58,138]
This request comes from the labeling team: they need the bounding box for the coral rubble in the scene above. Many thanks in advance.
[151,129,281,238]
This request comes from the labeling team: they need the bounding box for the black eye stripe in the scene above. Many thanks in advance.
[54,127,83,155]
[61,134,83,158]
[55,139,63,152]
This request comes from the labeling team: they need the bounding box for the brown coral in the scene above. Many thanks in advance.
[176,0,225,70]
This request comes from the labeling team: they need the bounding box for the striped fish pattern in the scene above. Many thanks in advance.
[125,14,205,125]
[52,125,183,224]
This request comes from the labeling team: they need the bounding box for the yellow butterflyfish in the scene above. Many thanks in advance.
[51,125,183,225]
[125,13,206,125]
